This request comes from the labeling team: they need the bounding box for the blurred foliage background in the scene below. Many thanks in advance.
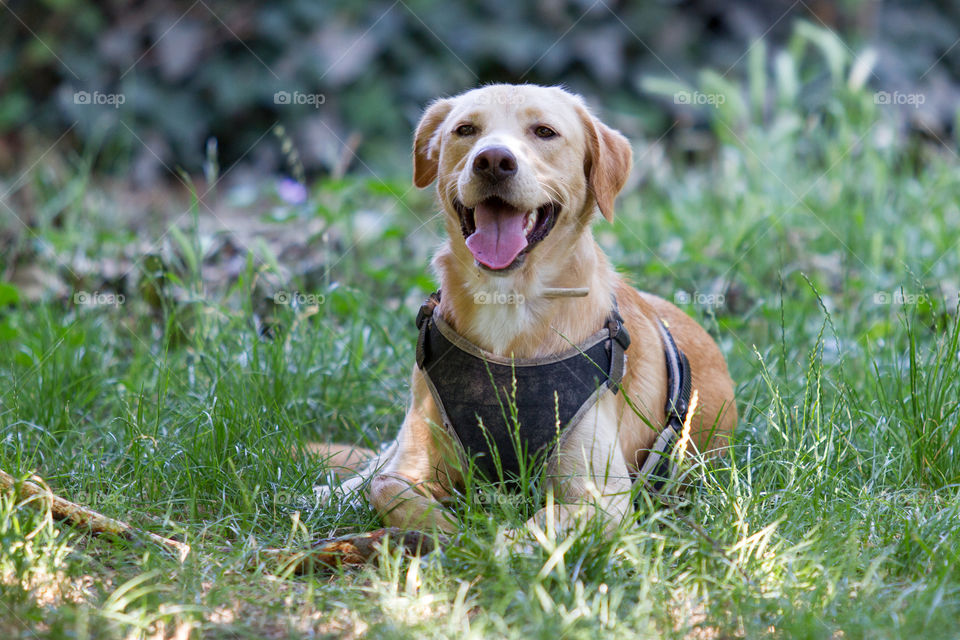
[2,0,959,183]
[1,0,959,315]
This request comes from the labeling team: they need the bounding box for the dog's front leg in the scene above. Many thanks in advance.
[367,427,460,533]
[367,371,461,533]
[523,403,633,536]
[313,440,396,503]
[368,471,458,533]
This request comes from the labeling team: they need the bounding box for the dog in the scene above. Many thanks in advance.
[315,84,736,534]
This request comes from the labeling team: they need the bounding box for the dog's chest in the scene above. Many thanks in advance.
[465,304,533,355]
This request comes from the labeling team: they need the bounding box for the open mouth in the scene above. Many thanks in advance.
[453,196,559,271]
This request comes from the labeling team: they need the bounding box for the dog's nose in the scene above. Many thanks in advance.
[472,146,517,182]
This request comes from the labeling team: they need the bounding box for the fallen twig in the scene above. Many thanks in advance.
[0,470,191,561]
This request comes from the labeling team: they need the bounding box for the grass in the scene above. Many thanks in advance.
[3,24,960,638]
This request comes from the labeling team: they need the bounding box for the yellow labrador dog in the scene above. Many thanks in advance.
[317,84,736,534]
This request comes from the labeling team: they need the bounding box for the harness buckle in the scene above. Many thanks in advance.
[607,314,632,351]
[416,291,441,369]
[416,291,441,331]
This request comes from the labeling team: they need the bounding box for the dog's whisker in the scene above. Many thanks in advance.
[541,184,564,204]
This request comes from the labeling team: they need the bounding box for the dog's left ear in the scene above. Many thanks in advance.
[579,109,633,222]
[413,98,454,188]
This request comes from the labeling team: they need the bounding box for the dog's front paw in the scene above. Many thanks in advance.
[313,476,367,512]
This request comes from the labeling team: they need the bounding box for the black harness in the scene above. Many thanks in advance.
[638,319,693,492]
[415,291,691,492]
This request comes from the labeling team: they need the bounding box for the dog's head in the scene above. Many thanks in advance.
[413,84,632,274]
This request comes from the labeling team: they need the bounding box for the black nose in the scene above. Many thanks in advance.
[472,146,517,182]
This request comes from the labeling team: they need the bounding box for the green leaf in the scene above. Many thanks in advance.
[795,21,848,85]
[774,50,799,108]
[639,76,693,100]
[748,38,768,122]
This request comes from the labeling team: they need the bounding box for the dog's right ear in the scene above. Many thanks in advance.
[413,98,454,188]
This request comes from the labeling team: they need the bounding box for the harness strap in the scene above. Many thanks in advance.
[415,290,442,369]
[416,290,630,382]
[638,319,693,492]
[606,300,631,393]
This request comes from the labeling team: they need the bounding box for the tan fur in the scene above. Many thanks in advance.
[318,84,736,534]
[300,443,376,479]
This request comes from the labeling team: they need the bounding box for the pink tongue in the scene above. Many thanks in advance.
[465,200,529,269]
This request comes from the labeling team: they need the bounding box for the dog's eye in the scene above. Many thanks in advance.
[534,126,557,139]
[455,124,477,137]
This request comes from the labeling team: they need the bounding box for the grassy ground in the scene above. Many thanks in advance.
[3,36,960,639]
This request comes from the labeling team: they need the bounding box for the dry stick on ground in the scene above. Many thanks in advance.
[0,469,442,573]
[0,469,191,561]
